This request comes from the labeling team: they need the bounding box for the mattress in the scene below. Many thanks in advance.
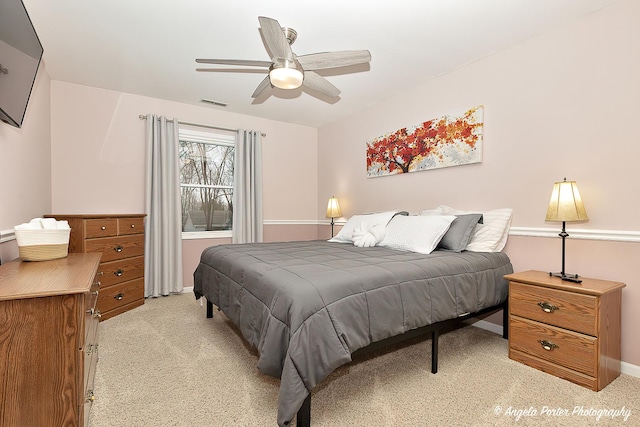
[193,240,513,425]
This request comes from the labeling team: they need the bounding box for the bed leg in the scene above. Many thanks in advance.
[431,329,439,374]
[206,299,213,318]
[502,300,509,339]
[296,394,311,427]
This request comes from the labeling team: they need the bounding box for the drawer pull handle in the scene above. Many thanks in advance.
[114,269,124,277]
[86,390,96,403]
[131,224,135,228]
[537,302,559,313]
[114,245,123,252]
[86,308,95,316]
[538,339,559,351]
[115,292,124,301]
[101,226,106,230]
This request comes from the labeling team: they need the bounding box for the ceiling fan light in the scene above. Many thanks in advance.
[269,61,303,89]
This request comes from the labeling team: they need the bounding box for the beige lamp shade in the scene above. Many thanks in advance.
[545,179,588,222]
[326,197,342,218]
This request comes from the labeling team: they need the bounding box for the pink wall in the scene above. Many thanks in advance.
[49,81,319,221]
[317,0,640,367]
[0,66,51,232]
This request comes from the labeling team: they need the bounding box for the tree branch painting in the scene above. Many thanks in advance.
[366,105,483,178]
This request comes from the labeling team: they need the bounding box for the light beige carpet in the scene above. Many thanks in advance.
[89,293,639,426]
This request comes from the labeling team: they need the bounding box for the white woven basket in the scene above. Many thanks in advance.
[15,229,71,261]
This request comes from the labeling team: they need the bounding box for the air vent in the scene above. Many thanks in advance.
[200,99,227,107]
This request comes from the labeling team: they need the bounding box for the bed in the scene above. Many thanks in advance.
[193,238,513,426]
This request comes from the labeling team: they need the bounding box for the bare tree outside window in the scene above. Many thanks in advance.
[179,130,235,232]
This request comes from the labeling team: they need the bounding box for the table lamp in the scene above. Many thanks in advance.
[545,178,588,283]
[326,197,342,237]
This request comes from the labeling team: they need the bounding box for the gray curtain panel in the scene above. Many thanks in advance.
[144,115,184,297]
[232,130,263,243]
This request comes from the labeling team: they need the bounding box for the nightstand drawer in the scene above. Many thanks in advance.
[510,281,597,335]
[510,315,596,377]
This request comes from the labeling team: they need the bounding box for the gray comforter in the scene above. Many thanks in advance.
[193,240,513,425]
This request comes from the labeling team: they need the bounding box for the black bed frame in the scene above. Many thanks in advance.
[205,299,509,427]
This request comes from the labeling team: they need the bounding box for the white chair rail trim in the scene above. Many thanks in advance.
[4,226,640,244]
[0,229,15,243]
[509,227,640,243]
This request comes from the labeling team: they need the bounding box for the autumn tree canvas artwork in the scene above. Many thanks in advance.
[366,105,484,178]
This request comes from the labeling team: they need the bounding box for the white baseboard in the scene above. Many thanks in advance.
[621,361,640,378]
[469,320,640,379]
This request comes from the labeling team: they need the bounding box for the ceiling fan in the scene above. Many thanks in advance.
[196,16,371,99]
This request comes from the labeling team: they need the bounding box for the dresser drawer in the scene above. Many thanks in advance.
[97,256,144,288]
[83,317,99,393]
[509,281,597,335]
[85,234,145,263]
[84,218,118,238]
[118,217,144,235]
[510,315,596,377]
[84,295,100,344]
[98,277,144,314]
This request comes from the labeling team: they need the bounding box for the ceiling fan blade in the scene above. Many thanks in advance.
[251,76,272,98]
[297,50,371,70]
[196,59,272,67]
[302,71,341,97]
[258,16,293,61]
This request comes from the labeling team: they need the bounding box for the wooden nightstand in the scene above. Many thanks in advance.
[505,270,625,391]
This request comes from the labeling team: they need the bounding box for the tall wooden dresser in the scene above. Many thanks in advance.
[46,214,146,321]
[0,253,102,427]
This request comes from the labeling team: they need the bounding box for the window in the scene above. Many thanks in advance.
[179,128,236,237]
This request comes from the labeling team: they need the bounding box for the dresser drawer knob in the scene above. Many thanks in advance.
[115,292,124,301]
[538,339,559,351]
[94,310,102,319]
[114,269,124,277]
[101,226,106,230]
[537,302,559,313]
[131,224,135,228]
[114,245,123,252]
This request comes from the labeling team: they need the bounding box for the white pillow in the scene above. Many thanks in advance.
[329,211,400,243]
[420,205,512,252]
[379,215,456,254]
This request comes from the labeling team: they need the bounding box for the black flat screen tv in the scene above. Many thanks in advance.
[0,0,43,128]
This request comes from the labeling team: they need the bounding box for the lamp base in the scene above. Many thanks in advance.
[549,272,582,283]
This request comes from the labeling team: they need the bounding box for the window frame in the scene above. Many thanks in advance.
[179,127,236,240]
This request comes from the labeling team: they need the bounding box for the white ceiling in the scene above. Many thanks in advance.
[23,0,620,128]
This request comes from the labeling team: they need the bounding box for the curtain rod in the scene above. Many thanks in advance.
[138,114,266,137]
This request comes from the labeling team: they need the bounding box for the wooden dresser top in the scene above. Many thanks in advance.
[0,253,101,301]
